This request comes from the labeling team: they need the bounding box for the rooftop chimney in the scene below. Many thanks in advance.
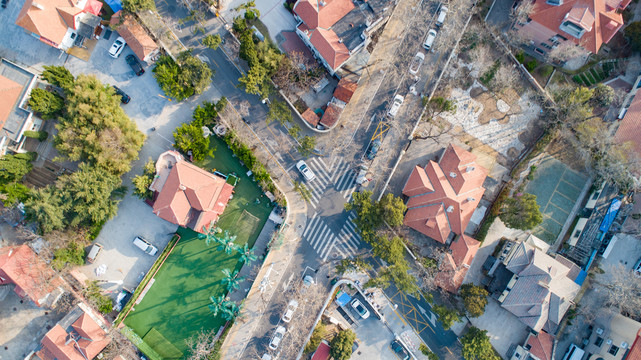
[466,166,475,172]
[449,172,457,178]
[32,1,45,9]
[446,205,454,213]
[179,184,187,191]
[467,197,475,202]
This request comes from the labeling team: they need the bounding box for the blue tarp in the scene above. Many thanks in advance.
[104,0,122,13]
[336,291,352,307]
[574,269,587,286]
[599,198,621,233]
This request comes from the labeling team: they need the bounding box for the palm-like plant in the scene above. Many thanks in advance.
[238,244,257,264]
[208,295,226,316]
[217,231,237,254]
[221,268,244,292]
[200,224,223,246]
[221,301,241,321]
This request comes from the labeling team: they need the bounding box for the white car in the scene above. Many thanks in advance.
[409,52,425,75]
[268,326,286,350]
[296,160,316,181]
[282,300,299,323]
[423,29,437,51]
[387,95,404,117]
[109,37,126,58]
[350,298,370,319]
[436,5,448,27]
[133,236,158,256]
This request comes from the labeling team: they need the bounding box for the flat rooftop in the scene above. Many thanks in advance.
[0,59,36,142]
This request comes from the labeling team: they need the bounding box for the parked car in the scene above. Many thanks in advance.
[391,340,410,360]
[268,326,286,350]
[109,37,126,58]
[409,52,425,75]
[350,298,370,319]
[126,54,145,76]
[86,243,103,263]
[133,236,158,255]
[435,5,448,27]
[301,275,315,293]
[112,86,131,104]
[634,258,641,276]
[352,339,360,353]
[423,29,437,51]
[296,160,316,181]
[282,299,299,323]
[114,289,132,311]
[387,94,404,117]
[367,139,382,160]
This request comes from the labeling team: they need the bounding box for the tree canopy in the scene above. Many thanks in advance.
[122,0,155,12]
[432,304,460,330]
[266,100,292,125]
[461,327,500,360]
[329,329,355,360]
[24,187,65,233]
[132,159,156,200]
[55,75,144,176]
[28,88,64,119]
[459,284,489,318]
[203,34,222,50]
[378,193,407,227]
[173,123,211,162]
[298,135,316,157]
[345,191,407,239]
[153,52,213,101]
[0,154,33,183]
[625,21,641,51]
[41,65,74,93]
[499,193,543,230]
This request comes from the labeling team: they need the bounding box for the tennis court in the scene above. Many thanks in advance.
[524,155,588,243]
[124,135,275,358]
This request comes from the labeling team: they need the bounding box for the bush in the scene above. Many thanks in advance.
[23,130,48,142]
[304,323,325,353]
[515,51,525,64]
[85,280,113,314]
[525,60,538,72]
[52,241,86,269]
[153,52,213,101]
[173,123,211,162]
[132,158,156,200]
[330,329,356,360]
[203,34,222,50]
[539,65,554,78]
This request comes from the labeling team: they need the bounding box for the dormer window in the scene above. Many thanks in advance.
[547,0,562,5]
[559,20,586,39]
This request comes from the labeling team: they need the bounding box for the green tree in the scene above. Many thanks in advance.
[238,64,269,97]
[288,124,302,138]
[220,268,244,292]
[420,344,438,360]
[461,327,500,360]
[85,281,113,314]
[193,97,227,127]
[304,323,326,353]
[625,21,641,51]
[551,86,594,126]
[499,193,543,230]
[459,284,488,318]
[378,193,407,227]
[24,187,65,233]
[266,100,292,125]
[371,235,405,265]
[177,51,213,95]
[173,123,211,162]
[121,0,155,12]
[344,190,379,239]
[208,295,226,316]
[55,75,144,176]
[153,53,213,101]
[0,154,33,183]
[329,329,356,360]
[27,88,64,119]
[0,183,30,206]
[381,262,419,295]
[591,83,615,108]
[52,241,86,269]
[41,65,74,92]
[57,163,122,227]
[132,158,156,200]
[423,96,457,121]
[432,305,460,330]
[203,34,222,50]
[298,135,316,157]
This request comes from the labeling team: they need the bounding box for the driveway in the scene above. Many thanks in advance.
[468,298,530,358]
[221,0,297,44]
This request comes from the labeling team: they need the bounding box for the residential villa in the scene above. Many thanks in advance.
[293,0,391,75]
[494,241,582,333]
[36,302,111,360]
[510,330,555,360]
[514,0,630,56]
[0,59,41,155]
[149,150,235,234]
[16,0,103,51]
[0,244,64,307]
[402,144,488,244]
[583,311,641,360]
[110,12,160,62]
[434,234,480,293]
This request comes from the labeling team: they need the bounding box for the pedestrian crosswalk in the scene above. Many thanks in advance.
[302,212,363,261]
[302,157,358,208]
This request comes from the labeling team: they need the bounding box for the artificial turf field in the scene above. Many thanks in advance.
[124,135,274,358]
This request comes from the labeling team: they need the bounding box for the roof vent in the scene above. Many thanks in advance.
[622,341,629,348]
[338,38,343,43]
[179,184,187,191]
[449,172,457,178]
[32,1,45,9]
[467,197,475,202]
[466,166,475,172]
[607,339,613,345]
[596,328,604,335]
[7,250,12,257]
[319,0,326,6]
[446,205,454,213]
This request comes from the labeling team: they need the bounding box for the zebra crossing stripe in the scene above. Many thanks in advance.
[330,158,345,182]
[303,214,319,237]
[337,230,358,252]
[319,157,331,170]
[317,233,334,258]
[340,173,356,195]
[334,165,352,190]
[344,186,357,200]
[307,220,326,244]
[310,224,330,248]
[308,158,332,183]
[340,226,361,249]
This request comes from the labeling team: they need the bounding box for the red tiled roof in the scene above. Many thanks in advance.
[628,329,641,360]
[38,312,110,360]
[0,75,24,130]
[302,108,320,127]
[152,155,234,233]
[527,331,554,360]
[16,0,78,47]
[310,28,350,70]
[293,0,355,29]
[116,14,159,62]
[402,145,487,243]
[525,0,626,53]
[450,235,480,267]
[83,0,102,16]
[0,245,60,307]
[333,78,357,103]
[615,92,641,161]
[311,341,331,360]
[319,102,342,128]
[435,235,480,293]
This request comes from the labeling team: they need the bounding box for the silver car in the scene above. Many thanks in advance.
[133,236,158,256]
[282,300,299,323]
[387,95,404,117]
[109,37,126,58]
[296,160,316,181]
[269,326,286,350]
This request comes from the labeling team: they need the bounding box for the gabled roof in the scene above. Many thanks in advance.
[152,151,234,233]
[333,78,357,103]
[310,28,350,70]
[450,234,480,267]
[114,13,159,62]
[0,245,60,307]
[16,0,78,46]
[628,329,641,360]
[402,145,487,243]
[302,108,320,127]
[0,75,24,130]
[525,0,626,53]
[293,0,355,29]
[319,102,342,128]
[526,331,554,360]
[615,91,641,161]
[435,235,480,293]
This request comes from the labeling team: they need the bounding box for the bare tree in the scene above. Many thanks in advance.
[103,328,140,360]
[491,63,521,94]
[546,42,589,64]
[594,264,641,320]
[510,0,535,25]
[470,44,495,75]
[413,116,454,143]
[185,328,219,360]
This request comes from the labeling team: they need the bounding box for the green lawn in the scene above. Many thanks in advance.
[123,135,274,358]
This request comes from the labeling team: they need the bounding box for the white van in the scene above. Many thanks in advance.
[562,344,585,360]
[86,243,103,263]
[436,6,448,27]
[133,236,158,256]
[423,29,437,51]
